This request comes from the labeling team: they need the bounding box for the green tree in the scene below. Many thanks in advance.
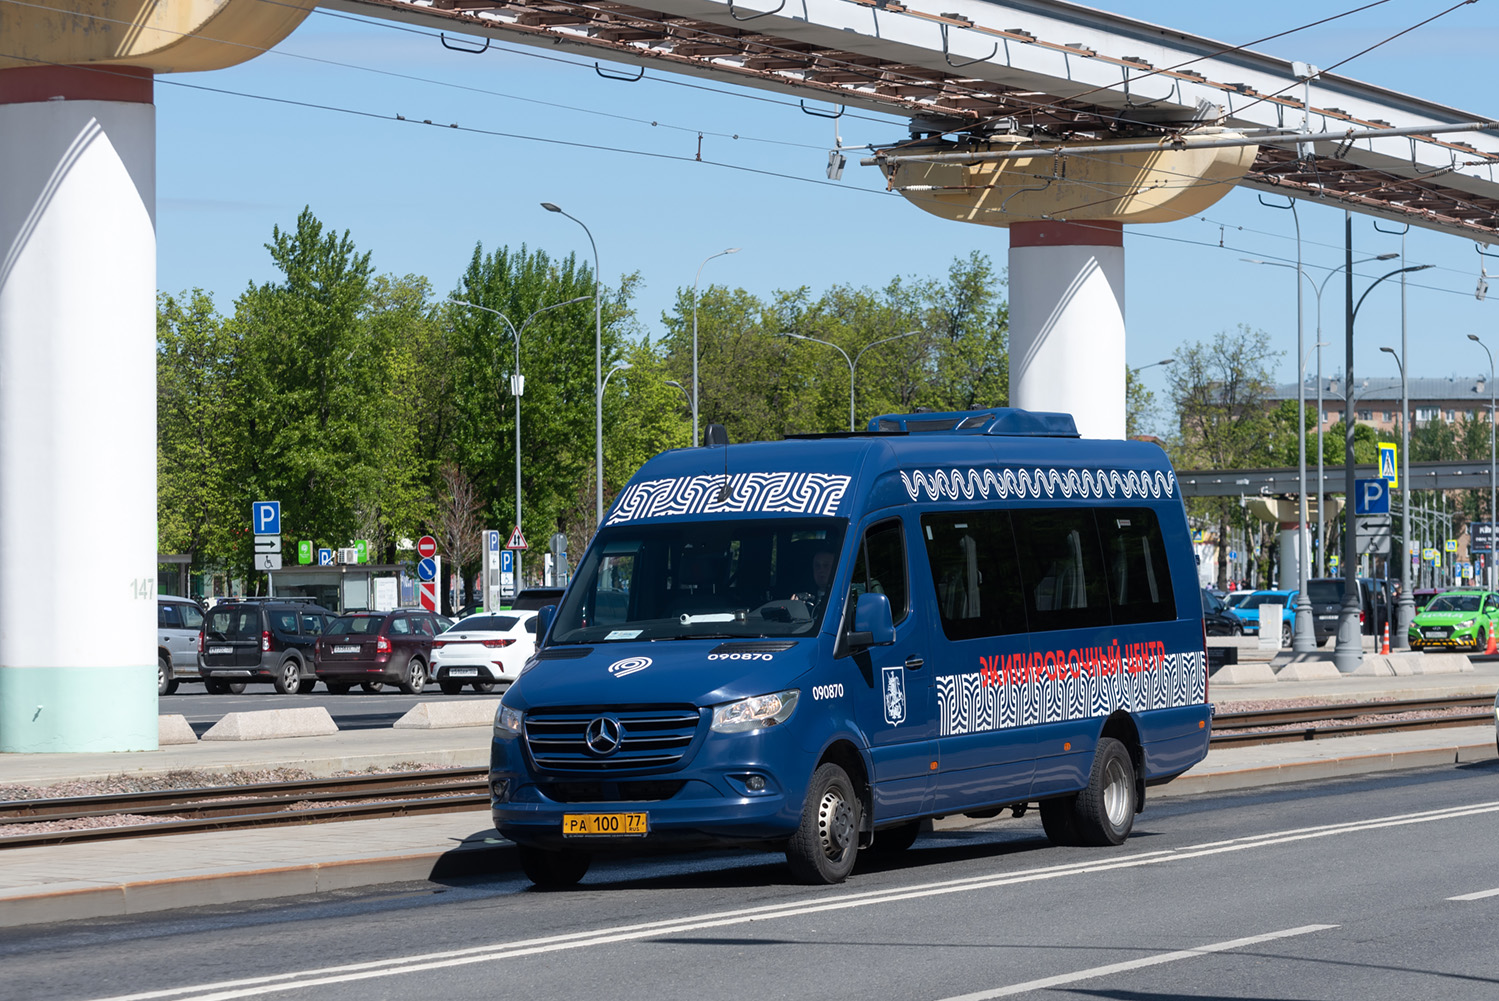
[1168,326,1281,588]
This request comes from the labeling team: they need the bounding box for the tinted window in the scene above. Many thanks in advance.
[300,614,324,635]
[158,603,181,629]
[1428,594,1482,612]
[920,511,1028,640]
[327,616,384,636]
[850,519,909,625]
[206,608,259,639]
[1011,509,1112,631]
[524,617,537,633]
[1097,508,1175,624]
[1307,580,1345,604]
[390,617,412,635]
[181,605,204,630]
[449,615,518,633]
[271,611,298,633]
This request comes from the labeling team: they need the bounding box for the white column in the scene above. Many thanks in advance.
[1008,221,1126,439]
[0,66,158,752]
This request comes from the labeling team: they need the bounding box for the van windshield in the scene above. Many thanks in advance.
[550,518,847,643]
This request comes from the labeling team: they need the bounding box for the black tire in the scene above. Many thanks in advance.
[225,681,247,695]
[439,680,464,695]
[1232,622,1243,637]
[399,658,427,695]
[1476,628,1488,654]
[1039,797,1079,846]
[518,845,590,888]
[786,762,861,884]
[326,682,352,694]
[297,679,318,695]
[361,681,385,693]
[273,659,302,695]
[157,657,173,697]
[1072,737,1137,846]
[1281,621,1292,648]
[204,678,228,695]
[871,819,921,853]
[472,680,496,693]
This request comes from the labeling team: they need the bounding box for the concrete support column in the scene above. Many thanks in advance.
[1008,221,1126,439]
[0,65,158,752]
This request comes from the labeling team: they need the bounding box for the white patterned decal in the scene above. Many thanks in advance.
[935,644,1207,736]
[901,466,1177,503]
[606,472,852,525]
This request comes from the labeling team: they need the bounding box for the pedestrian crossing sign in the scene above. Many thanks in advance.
[1378,442,1398,486]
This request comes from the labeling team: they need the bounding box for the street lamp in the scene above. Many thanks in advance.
[1468,333,1497,589]
[1131,358,1174,373]
[1379,344,1415,645]
[664,379,693,411]
[449,294,591,590]
[692,248,740,447]
[775,330,921,430]
[600,362,632,399]
[542,202,605,526]
[1244,250,1397,581]
[1332,236,1433,674]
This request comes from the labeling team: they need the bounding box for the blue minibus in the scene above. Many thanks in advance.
[490,408,1212,886]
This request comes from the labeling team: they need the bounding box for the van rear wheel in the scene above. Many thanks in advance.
[786,763,860,884]
[518,846,590,888]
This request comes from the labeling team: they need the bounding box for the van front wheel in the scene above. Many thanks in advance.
[786,763,860,884]
[518,846,590,888]
[1073,737,1137,846]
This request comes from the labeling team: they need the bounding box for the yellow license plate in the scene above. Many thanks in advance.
[562,812,649,837]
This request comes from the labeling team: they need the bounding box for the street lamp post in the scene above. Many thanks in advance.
[692,248,740,447]
[1468,334,1497,589]
[1333,224,1432,673]
[1244,250,1397,584]
[776,330,920,430]
[1380,345,1415,647]
[542,202,604,527]
[449,295,591,591]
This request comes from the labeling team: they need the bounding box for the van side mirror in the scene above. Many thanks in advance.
[536,604,557,643]
[847,592,895,649]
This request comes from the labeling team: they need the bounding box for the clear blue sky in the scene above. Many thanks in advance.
[154,1,1499,434]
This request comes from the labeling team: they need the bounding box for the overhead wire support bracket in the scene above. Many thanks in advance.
[800,100,845,119]
[940,23,997,69]
[728,0,786,21]
[595,62,645,81]
[439,33,490,54]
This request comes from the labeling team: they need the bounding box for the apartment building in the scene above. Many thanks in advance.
[1267,374,1494,433]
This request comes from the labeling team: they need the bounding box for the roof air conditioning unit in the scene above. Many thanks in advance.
[338,547,359,564]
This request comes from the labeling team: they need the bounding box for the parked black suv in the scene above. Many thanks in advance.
[1304,577,1390,645]
[199,599,335,694]
[1201,588,1243,636]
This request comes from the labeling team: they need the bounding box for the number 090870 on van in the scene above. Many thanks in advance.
[490,408,1212,887]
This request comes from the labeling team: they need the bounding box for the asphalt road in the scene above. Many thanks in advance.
[5,761,1498,1000]
[157,686,499,735]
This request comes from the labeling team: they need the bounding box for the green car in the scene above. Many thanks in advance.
[1408,589,1499,652]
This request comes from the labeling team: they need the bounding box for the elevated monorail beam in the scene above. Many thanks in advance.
[1177,460,1499,497]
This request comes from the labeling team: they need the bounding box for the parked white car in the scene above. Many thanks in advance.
[430,612,538,694]
[158,595,205,695]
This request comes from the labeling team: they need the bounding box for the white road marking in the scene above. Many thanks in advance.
[934,924,1339,1000]
[86,800,1499,1001]
[1448,886,1499,901]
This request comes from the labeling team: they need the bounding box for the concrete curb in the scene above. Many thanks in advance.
[5,733,1495,928]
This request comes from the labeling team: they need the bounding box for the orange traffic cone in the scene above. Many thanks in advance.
[1486,628,1497,656]
[1380,622,1390,655]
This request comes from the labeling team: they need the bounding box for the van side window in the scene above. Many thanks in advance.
[920,511,1027,640]
[1098,508,1176,623]
[850,519,909,625]
[1010,509,1112,631]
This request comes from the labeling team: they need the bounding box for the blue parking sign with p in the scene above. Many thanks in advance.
[252,500,280,535]
[1354,478,1389,515]
[500,549,513,574]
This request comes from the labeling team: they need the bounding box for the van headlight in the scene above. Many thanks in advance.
[711,689,799,733]
[494,704,524,737]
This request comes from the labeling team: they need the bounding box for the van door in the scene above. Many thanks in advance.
[917,509,1035,814]
[846,517,936,821]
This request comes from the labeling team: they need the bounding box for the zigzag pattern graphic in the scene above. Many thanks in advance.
[606,472,852,525]
[900,466,1177,503]
[935,650,1207,736]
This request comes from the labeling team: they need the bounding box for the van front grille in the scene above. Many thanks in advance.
[523,707,702,772]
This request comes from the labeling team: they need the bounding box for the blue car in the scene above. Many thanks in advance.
[491,407,1213,887]
[1229,590,1298,646]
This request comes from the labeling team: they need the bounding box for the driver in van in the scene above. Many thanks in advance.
[793,548,838,614]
